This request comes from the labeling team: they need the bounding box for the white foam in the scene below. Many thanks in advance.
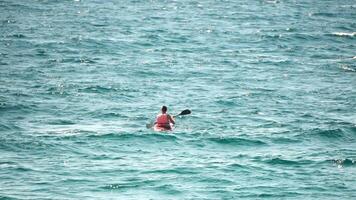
[340,65,356,72]
[332,32,356,37]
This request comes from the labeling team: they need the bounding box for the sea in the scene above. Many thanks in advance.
[0,0,355,199]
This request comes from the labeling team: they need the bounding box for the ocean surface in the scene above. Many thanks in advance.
[1,0,355,199]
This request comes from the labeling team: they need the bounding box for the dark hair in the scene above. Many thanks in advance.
[161,106,167,113]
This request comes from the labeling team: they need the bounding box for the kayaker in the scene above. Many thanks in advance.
[154,106,175,130]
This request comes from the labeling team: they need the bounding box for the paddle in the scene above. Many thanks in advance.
[146,109,191,129]
[173,109,191,117]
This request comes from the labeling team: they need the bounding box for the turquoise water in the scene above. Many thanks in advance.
[1,0,356,199]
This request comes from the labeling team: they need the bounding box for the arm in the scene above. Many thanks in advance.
[168,114,175,124]
[154,115,158,125]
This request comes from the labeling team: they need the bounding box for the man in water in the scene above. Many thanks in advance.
[154,106,175,130]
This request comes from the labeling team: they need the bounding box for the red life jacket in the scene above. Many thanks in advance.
[156,114,169,127]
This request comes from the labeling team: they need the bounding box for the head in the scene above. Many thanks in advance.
[161,106,167,114]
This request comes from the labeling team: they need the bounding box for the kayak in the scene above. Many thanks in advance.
[150,109,191,131]
[153,123,174,132]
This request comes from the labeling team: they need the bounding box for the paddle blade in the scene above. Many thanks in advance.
[146,122,154,129]
[178,109,191,116]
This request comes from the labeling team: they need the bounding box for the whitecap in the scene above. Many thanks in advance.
[340,65,356,72]
[332,32,356,37]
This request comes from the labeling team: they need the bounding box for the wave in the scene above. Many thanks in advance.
[0,61,8,65]
[0,124,11,131]
[0,195,20,200]
[256,156,342,167]
[270,136,301,144]
[142,167,200,175]
[0,123,22,131]
[103,180,182,195]
[207,136,267,147]
[95,112,127,119]
[0,160,37,174]
[102,179,159,190]
[331,32,356,37]
[46,119,76,125]
[87,132,179,142]
[78,86,114,93]
[46,84,137,96]
[2,2,45,12]
[310,11,346,18]
[264,157,308,165]
[297,127,355,142]
[226,163,249,170]
[281,33,318,41]
[0,135,55,152]
[46,57,97,64]
[215,99,237,106]
[7,34,27,39]
[77,86,138,94]
[331,158,355,167]
[312,128,346,139]
[251,155,356,168]
[0,102,37,113]
[340,64,356,72]
[153,184,183,195]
